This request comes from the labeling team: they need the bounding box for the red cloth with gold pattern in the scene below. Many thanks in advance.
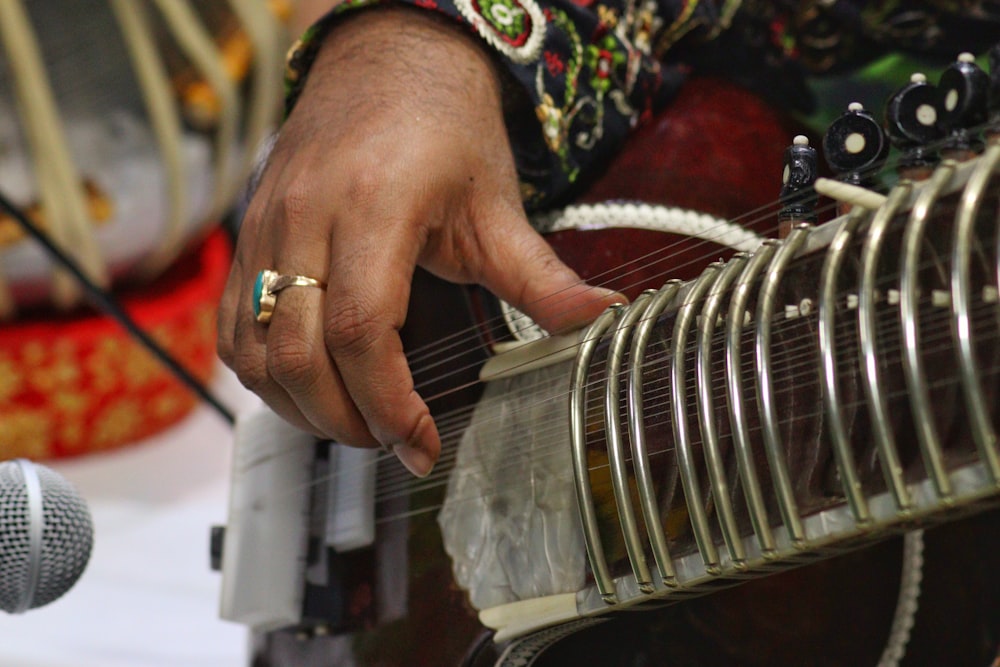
[0,230,230,460]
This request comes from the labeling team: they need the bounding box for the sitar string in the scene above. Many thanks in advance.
[403,194,905,406]
[414,221,973,446]
[381,239,994,478]
[371,295,1000,503]
[343,291,1000,512]
[368,305,1000,521]
[412,240,1000,470]
[332,188,996,496]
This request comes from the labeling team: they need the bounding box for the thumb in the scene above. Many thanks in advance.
[476,217,625,335]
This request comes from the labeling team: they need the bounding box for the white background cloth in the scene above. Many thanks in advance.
[0,364,259,667]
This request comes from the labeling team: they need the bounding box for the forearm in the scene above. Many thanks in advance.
[286,7,505,139]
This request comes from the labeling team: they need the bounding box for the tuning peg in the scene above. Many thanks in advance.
[822,102,888,187]
[938,52,989,156]
[778,135,818,236]
[884,72,943,179]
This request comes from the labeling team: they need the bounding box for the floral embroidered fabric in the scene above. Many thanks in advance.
[284,0,1000,212]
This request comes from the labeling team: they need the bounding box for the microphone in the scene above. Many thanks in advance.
[0,459,93,614]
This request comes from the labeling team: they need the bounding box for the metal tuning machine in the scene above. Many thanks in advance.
[822,102,889,215]
[778,135,819,238]
[938,52,990,159]
[884,72,944,180]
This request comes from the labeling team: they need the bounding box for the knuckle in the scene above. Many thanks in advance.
[237,198,272,245]
[266,336,321,392]
[278,180,320,228]
[324,297,379,357]
[226,317,269,392]
[534,248,567,282]
[514,240,563,306]
[230,347,270,394]
[342,168,383,209]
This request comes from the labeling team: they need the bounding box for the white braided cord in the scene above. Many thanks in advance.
[877,530,924,667]
[532,202,764,253]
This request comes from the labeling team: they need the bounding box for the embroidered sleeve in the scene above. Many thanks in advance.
[283,0,729,212]
[456,0,730,211]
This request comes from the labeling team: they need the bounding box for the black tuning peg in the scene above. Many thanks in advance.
[778,135,818,236]
[884,72,943,178]
[938,52,989,156]
[822,102,888,187]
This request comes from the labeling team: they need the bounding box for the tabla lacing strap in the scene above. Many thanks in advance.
[225,0,284,190]
[151,0,240,226]
[0,0,107,311]
[110,0,189,280]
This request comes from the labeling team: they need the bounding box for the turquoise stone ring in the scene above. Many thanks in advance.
[252,271,266,319]
[253,269,326,323]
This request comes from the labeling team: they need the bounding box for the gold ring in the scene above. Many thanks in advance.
[253,269,325,323]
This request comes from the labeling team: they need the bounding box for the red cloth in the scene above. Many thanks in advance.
[0,230,231,460]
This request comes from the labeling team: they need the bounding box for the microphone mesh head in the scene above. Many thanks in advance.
[0,461,93,613]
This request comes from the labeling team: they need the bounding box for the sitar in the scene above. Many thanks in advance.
[216,77,1000,666]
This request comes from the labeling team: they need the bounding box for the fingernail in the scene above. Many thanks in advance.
[593,286,628,304]
[391,444,434,478]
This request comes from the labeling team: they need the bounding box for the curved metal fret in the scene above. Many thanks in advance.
[900,162,958,500]
[561,146,1000,627]
[996,147,1000,303]
[859,183,915,512]
[570,304,624,603]
[755,225,810,546]
[725,240,780,555]
[817,206,874,524]
[671,263,724,573]
[951,142,1000,484]
[604,291,656,592]
[627,280,683,585]
[695,253,749,568]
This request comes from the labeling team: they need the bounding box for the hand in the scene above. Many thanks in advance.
[217,7,620,476]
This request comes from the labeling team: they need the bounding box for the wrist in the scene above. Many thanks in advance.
[286,4,505,121]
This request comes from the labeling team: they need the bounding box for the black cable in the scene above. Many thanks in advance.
[0,188,235,426]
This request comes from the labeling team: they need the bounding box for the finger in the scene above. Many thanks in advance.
[473,212,625,334]
[226,253,326,438]
[265,280,378,446]
[323,215,440,477]
[216,251,244,368]
[254,177,377,445]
